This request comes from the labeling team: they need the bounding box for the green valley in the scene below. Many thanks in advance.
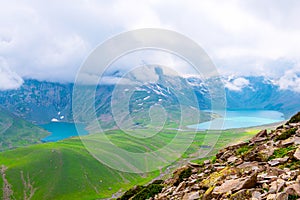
[0,128,258,199]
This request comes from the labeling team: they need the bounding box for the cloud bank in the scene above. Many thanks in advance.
[1,0,300,91]
[0,57,23,90]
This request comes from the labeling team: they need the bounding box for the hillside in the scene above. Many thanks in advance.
[0,138,159,200]
[0,127,259,199]
[121,112,300,200]
[0,107,48,151]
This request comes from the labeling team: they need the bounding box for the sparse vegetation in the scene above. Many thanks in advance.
[287,112,300,124]
[269,146,296,160]
[236,145,252,155]
[275,128,297,141]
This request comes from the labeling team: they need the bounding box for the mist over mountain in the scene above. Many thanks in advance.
[0,67,299,126]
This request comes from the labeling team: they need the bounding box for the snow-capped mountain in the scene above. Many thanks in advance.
[0,66,299,127]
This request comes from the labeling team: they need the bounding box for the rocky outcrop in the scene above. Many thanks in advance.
[120,112,300,200]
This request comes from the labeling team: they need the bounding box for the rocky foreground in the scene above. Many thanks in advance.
[119,112,300,200]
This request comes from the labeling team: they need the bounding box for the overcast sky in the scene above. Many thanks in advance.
[1,0,300,91]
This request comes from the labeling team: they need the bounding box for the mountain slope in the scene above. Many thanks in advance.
[0,107,48,151]
[125,112,300,200]
[0,79,73,124]
[0,125,261,200]
[1,72,300,126]
[0,138,159,200]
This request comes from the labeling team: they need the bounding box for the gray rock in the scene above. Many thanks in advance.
[293,147,300,160]
[252,191,262,200]
[182,191,199,200]
[268,157,289,166]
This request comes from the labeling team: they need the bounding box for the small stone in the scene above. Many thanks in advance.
[187,179,197,186]
[191,184,200,190]
[213,179,241,194]
[231,189,253,200]
[284,183,300,196]
[282,136,300,146]
[213,172,257,194]
[227,156,238,163]
[294,147,300,160]
[182,191,199,200]
[276,192,288,199]
[269,181,277,194]
[252,191,262,200]
[204,160,210,165]
[276,179,286,193]
[262,183,269,190]
[266,193,276,200]
[296,128,300,136]
[267,157,289,166]
[296,175,300,182]
[175,181,186,192]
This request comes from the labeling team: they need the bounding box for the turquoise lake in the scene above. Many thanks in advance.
[40,122,88,142]
[188,110,285,130]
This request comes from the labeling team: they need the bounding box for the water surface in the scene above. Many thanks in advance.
[188,110,285,130]
[41,122,88,142]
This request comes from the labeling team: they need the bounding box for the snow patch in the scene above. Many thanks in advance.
[143,96,150,101]
[51,118,59,122]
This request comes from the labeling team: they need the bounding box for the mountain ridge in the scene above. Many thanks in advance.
[0,74,299,125]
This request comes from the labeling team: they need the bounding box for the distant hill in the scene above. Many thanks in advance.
[0,107,48,151]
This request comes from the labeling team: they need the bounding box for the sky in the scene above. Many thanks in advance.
[1,0,300,91]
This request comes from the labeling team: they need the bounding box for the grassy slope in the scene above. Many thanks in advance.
[0,138,159,200]
[0,108,48,151]
[0,128,258,200]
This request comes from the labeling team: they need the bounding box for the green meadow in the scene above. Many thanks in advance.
[0,128,258,199]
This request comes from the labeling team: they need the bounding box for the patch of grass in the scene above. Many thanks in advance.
[118,185,145,200]
[132,184,163,200]
[287,112,300,124]
[178,167,192,182]
[269,146,296,160]
[281,160,300,170]
[289,195,299,200]
[119,181,163,200]
[236,145,252,155]
[275,128,297,141]
[211,156,217,164]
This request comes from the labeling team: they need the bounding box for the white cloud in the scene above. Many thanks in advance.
[225,77,250,91]
[276,66,300,92]
[0,57,23,90]
[0,0,300,90]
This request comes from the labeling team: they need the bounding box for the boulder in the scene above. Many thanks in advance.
[268,157,289,166]
[293,147,300,160]
[284,183,300,196]
[182,191,199,200]
[230,189,252,200]
[213,172,257,194]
